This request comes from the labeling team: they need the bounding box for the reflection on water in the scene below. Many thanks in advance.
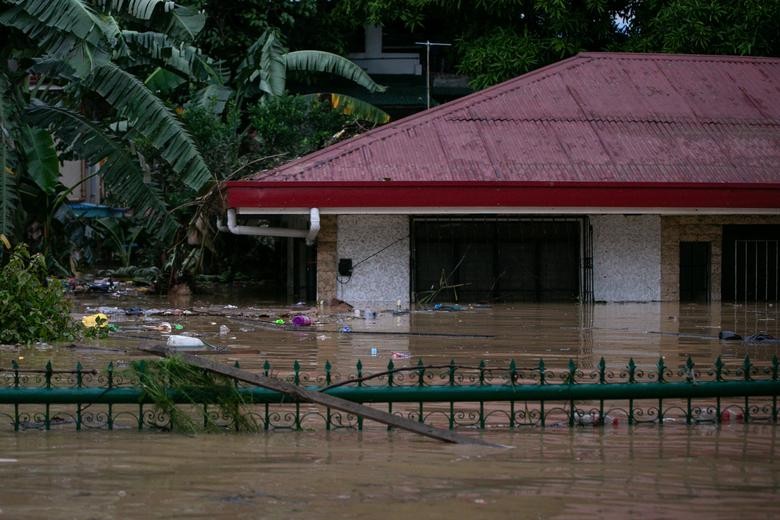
[1,298,779,518]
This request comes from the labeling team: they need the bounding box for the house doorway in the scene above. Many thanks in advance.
[679,242,710,302]
[411,216,586,303]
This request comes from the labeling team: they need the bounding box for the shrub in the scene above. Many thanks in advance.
[0,244,78,344]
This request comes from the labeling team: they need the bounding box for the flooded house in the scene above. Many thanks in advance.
[223,52,780,309]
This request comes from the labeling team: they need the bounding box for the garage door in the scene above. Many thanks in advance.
[412,217,586,303]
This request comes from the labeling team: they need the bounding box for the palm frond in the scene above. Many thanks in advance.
[85,63,211,190]
[25,100,179,239]
[121,30,223,82]
[236,30,287,97]
[191,83,233,115]
[94,1,205,42]
[144,66,185,94]
[0,74,20,237]
[285,51,387,93]
[20,125,58,194]
[0,0,114,76]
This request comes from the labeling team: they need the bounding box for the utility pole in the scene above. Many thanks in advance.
[415,40,452,109]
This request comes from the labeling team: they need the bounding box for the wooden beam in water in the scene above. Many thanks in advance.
[143,345,498,447]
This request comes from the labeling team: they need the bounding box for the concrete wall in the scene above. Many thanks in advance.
[591,215,662,302]
[335,215,410,310]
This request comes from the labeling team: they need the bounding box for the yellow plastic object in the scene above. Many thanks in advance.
[82,313,109,328]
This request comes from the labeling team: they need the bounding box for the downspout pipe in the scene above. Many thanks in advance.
[220,208,320,245]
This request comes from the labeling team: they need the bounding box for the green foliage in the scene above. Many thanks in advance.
[132,356,259,433]
[457,28,542,90]
[193,0,320,73]
[0,243,77,344]
[249,94,357,162]
[624,0,780,55]
[181,101,243,180]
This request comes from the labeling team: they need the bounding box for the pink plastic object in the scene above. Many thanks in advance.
[292,315,313,326]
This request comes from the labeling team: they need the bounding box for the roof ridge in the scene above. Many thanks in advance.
[578,51,780,64]
[443,115,780,126]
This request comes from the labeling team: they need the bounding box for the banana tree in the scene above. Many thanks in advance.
[0,0,211,244]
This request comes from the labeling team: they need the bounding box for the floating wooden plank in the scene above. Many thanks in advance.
[143,345,498,447]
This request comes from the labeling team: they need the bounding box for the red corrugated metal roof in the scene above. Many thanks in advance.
[244,53,780,186]
[230,53,780,209]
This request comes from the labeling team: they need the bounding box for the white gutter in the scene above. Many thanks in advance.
[219,208,320,245]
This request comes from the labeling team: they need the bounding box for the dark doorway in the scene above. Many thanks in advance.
[412,217,583,303]
[679,242,710,302]
[722,225,780,302]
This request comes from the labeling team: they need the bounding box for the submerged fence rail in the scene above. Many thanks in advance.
[0,355,778,432]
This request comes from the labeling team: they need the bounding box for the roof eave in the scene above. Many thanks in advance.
[226,181,780,212]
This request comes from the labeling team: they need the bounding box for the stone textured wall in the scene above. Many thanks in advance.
[335,215,410,310]
[660,215,780,301]
[315,215,338,304]
[591,215,662,302]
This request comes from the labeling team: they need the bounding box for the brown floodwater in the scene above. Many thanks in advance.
[1,297,779,518]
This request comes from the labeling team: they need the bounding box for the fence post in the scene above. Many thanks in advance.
[743,355,753,423]
[107,362,114,431]
[479,360,486,429]
[715,356,724,424]
[12,360,19,431]
[598,357,605,425]
[509,359,517,429]
[627,358,636,426]
[387,359,394,431]
[263,360,271,431]
[772,355,778,424]
[356,360,363,431]
[417,359,425,424]
[44,361,52,430]
[448,359,455,430]
[294,360,302,431]
[325,360,332,431]
[567,359,577,427]
[656,357,666,424]
[685,356,694,425]
[76,362,83,431]
[538,359,546,427]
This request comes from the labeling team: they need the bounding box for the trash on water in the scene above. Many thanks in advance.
[274,319,286,325]
[370,347,378,357]
[218,324,230,335]
[124,307,144,316]
[81,313,109,328]
[224,304,238,309]
[340,325,352,333]
[719,330,742,341]
[433,304,462,312]
[391,351,411,360]
[292,315,313,326]
[144,322,172,333]
[173,323,183,331]
[94,306,123,315]
[166,335,206,348]
[88,279,114,293]
[364,309,377,320]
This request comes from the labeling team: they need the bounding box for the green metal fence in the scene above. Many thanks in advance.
[0,355,778,432]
